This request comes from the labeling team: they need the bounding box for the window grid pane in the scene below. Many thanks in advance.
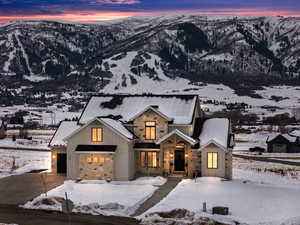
[207,152,218,169]
[145,122,156,140]
[92,128,103,142]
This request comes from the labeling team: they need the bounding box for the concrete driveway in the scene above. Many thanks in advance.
[0,173,65,205]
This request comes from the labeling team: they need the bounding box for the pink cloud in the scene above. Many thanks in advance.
[87,0,140,4]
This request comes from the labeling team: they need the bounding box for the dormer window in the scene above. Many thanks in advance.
[91,128,103,142]
[145,121,156,140]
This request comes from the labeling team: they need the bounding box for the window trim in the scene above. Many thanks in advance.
[91,127,103,142]
[207,152,218,169]
[140,151,159,168]
[145,121,156,140]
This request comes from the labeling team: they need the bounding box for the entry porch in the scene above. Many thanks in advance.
[135,130,200,177]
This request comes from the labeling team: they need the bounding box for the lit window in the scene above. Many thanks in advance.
[140,152,158,168]
[93,157,98,163]
[87,157,92,163]
[207,152,218,169]
[145,121,156,140]
[91,128,103,142]
[86,156,106,163]
[99,157,105,163]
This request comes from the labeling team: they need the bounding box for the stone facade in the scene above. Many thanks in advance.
[78,153,114,180]
[133,109,169,142]
[135,135,201,177]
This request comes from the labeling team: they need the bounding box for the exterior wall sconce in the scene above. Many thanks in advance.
[170,153,174,158]
[185,153,189,158]
[52,154,56,159]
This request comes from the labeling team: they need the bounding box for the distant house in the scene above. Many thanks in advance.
[266,134,300,153]
[49,95,234,181]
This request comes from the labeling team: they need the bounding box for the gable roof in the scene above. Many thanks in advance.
[199,140,228,151]
[198,118,229,149]
[156,129,198,145]
[129,105,173,122]
[49,121,81,147]
[64,117,133,142]
[267,134,297,143]
[78,95,198,125]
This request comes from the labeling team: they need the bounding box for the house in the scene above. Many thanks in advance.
[266,134,300,153]
[49,94,234,181]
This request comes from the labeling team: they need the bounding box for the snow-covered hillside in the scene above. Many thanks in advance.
[0,15,299,86]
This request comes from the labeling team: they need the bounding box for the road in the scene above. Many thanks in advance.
[0,205,141,225]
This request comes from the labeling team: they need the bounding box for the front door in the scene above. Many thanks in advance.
[174,150,185,171]
[57,153,67,174]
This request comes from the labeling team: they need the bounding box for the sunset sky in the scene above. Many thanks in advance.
[0,0,299,23]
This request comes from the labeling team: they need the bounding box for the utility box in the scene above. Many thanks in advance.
[212,206,229,215]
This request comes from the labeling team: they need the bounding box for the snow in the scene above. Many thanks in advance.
[0,137,50,150]
[157,129,198,145]
[79,95,197,125]
[202,53,233,61]
[101,118,133,140]
[199,118,229,148]
[50,121,81,146]
[0,149,51,178]
[101,51,200,96]
[24,177,166,216]
[290,129,300,137]
[144,173,300,224]
[23,75,51,82]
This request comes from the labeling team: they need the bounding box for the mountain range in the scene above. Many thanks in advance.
[0,14,300,96]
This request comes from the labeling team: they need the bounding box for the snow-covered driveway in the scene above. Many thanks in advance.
[144,173,300,224]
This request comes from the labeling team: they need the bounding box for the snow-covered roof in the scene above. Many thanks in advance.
[199,118,229,148]
[49,121,81,147]
[101,118,133,140]
[79,95,198,125]
[267,134,297,143]
[157,129,198,145]
[64,117,133,141]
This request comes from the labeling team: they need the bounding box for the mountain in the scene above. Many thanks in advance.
[0,15,300,96]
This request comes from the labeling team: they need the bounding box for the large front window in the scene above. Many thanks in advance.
[145,121,156,140]
[140,152,158,168]
[91,128,103,142]
[207,152,218,169]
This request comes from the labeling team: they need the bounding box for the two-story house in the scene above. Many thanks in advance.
[49,94,234,180]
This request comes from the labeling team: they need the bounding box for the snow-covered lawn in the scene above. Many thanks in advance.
[0,149,51,178]
[23,177,166,216]
[143,173,300,224]
[143,158,300,224]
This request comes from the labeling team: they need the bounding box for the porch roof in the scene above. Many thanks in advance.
[75,145,117,152]
[134,143,161,149]
[156,129,198,145]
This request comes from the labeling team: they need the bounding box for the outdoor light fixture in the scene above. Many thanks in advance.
[185,153,189,158]
[170,153,174,158]
[52,155,56,159]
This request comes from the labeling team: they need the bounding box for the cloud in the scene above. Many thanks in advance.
[88,0,141,4]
